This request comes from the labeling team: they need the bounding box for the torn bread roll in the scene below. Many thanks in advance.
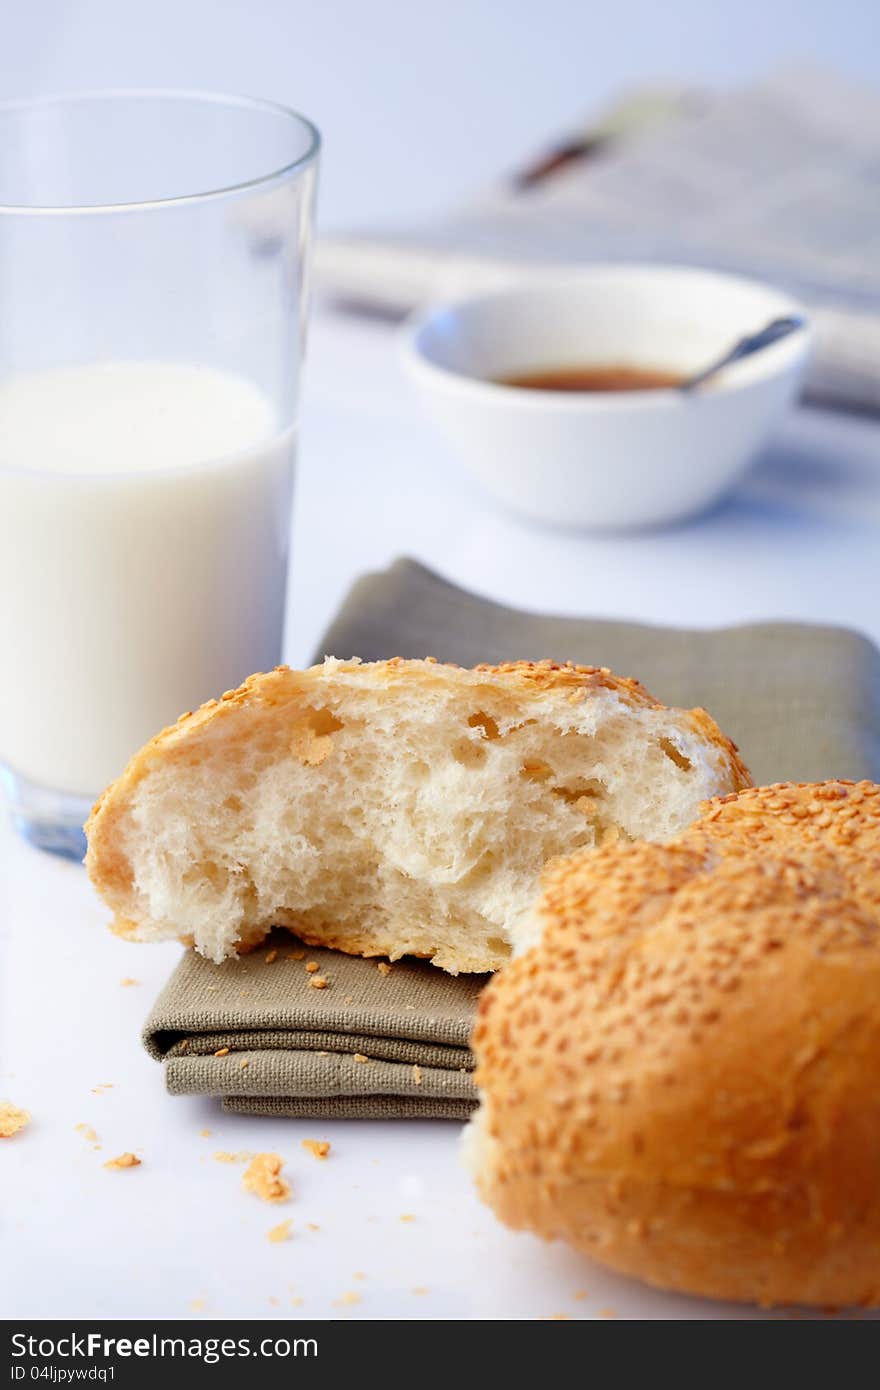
[467,780,880,1307]
[85,657,750,972]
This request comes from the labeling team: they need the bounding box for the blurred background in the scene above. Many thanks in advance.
[2,1,878,667]
[4,0,880,230]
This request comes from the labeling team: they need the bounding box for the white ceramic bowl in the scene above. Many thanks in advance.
[401,265,811,529]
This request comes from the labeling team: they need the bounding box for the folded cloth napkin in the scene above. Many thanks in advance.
[143,558,880,1117]
[143,931,483,1120]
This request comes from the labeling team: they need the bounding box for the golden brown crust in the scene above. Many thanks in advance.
[472,780,880,1307]
[85,657,750,951]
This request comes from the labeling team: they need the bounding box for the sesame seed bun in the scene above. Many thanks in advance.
[468,780,880,1307]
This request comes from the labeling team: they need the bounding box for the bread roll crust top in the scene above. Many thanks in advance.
[471,780,880,1307]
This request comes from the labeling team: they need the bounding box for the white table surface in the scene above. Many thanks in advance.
[2,305,879,1322]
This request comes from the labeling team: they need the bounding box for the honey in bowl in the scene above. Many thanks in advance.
[498,364,683,393]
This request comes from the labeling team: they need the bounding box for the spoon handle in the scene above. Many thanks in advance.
[681,314,807,392]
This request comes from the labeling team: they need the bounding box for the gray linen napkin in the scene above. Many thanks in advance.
[144,558,880,1117]
[144,931,482,1120]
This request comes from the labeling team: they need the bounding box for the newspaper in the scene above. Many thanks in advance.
[317,70,880,414]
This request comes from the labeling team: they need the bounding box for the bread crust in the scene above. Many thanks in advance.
[85,657,751,960]
[471,780,880,1307]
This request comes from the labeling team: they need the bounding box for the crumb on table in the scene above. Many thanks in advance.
[104,1152,141,1170]
[309,976,329,990]
[334,1291,361,1307]
[353,1054,369,1064]
[305,961,319,974]
[0,1102,30,1138]
[288,949,306,961]
[267,1218,293,1243]
[120,978,140,987]
[213,1047,230,1058]
[243,1153,291,1203]
[265,949,278,965]
[301,1139,331,1160]
[377,962,392,976]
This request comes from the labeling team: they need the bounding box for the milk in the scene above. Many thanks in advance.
[0,362,295,796]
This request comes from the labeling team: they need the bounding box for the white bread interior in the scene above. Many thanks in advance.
[86,657,750,972]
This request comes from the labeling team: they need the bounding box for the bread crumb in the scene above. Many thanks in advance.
[309,976,329,989]
[190,1297,207,1313]
[344,995,354,1004]
[288,949,306,960]
[120,978,140,987]
[199,1129,212,1138]
[412,1287,428,1296]
[305,961,319,973]
[265,949,278,965]
[178,1039,189,1051]
[75,1123,99,1144]
[104,1152,140,1170]
[0,1102,30,1138]
[239,1058,250,1069]
[213,1047,230,1058]
[214,1150,253,1163]
[573,1289,588,1301]
[353,1271,366,1281]
[598,1307,618,1319]
[412,1065,422,1085]
[377,962,392,976]
[307,1222,320,1232]
[301,1139,331,1160]
[243,1153,290,1203]
[548,1313,571,1320]
[400,1213,415,1223]
[353,1053,369,1064]
[268,1296,280,1307]
[90,1084,114,1095]
[238,990,251,997]
[267,1218,293,1243]
[291,1296,304,1307]
[334,1291,361,1307]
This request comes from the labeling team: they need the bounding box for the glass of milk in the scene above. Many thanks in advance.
[0,92,319,858]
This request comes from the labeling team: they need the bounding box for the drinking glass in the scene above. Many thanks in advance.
[0,91,319,859]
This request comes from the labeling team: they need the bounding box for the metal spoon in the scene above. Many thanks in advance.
[679,314,807,392]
